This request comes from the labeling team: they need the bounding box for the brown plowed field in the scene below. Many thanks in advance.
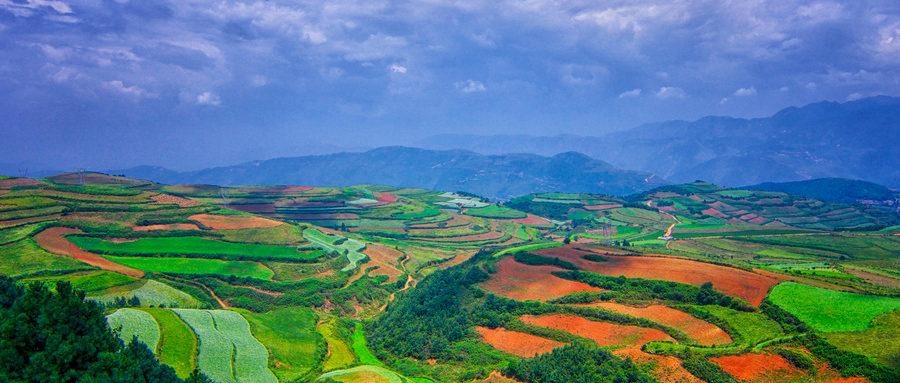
[0,178,49,188]
[481,257,602,301]
[584,302,731,345]
[475,326,564,357]
[613,347,701,383]
[359,245,404,284]
[151,193,202,207]
[510,214,552,226]
[189,214,283,230]
[521,314,675,346]
[711,352,800,381]
[377,192,397,203]
[701,208,728,218]
[133,223,201,231]
[531,246,778,305]
[34,227,144,278]
[415,231,503,242]
[844,268,900,288]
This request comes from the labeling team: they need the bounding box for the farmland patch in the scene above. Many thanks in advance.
[140,308,197,378]
[584,302,731,345]
[521,314,675,347]
[480,257,602,301]
[189,213,283,230]
[34,227,144,277]
[106,308,161,352]
[769,282,900,332]
[90,279,200,308]
[475,326,564,357]
[106,256,274,280]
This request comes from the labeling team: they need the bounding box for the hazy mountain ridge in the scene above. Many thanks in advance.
[114,147,668,201]
[417,96,900,188]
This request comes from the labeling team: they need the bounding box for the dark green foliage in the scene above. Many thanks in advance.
[0,276,186,382]
[553,271,755,312]
[582,253,608,262]
[772,347,816,372]
[513,252,578,270]
[507,343,658,383]
[802,334,900,383]
[505,196,576,221]
[759,300,811,333]
[680,354,738,383]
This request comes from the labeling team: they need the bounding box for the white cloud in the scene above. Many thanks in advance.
[105,80,147,98]
[846,92,863,101]
[251,75,267,87]
[655,86,686,99]
[720,98,729,104]
[779,86,790,92]
[455,80,486,93]
[196,92,221,106]
[797,2,844,23]
[733,87,757,96]
[618,89,641,98]
[0,0,73,16]
[390,64,407,73]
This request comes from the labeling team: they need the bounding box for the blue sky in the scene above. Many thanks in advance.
[2,0,899,171]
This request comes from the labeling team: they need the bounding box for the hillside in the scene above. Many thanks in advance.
[417,96,900,188]
[2,173,900,383]
[743,178,900,211]
[113,147,668,201]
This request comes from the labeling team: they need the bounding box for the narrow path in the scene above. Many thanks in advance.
[379,252,415,312]
[197,283,229,309]
[235,285,283,296]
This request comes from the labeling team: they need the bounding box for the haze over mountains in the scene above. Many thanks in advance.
[116,148,666,201]
[418,96,900,188]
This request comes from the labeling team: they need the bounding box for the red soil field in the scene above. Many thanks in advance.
[189,214,283,230]
[708,201,738,212]
[481,257,602,301]
[360,244,404,284]
[376,192,397,203]
[726,218,748,225]
[510,214,551,226]
[584,204,623,211]
[150,193,202,207]
[227,204,276,213]
[659,206,681,213]
[0,178,49,188]
[740,213,759,220]
[415,231,503,242]
[0,214,62,228]
[711,352,800,381]
[689,195,703,201]
[0,190,9,196]
[584,302,731,345]
[34,227,144,278]
[133,223,201,232]
[475,326,564,357]
[732,210,749,216]
[521,314,675,347]
[614,347,701,383]
[280,213,360,220]
[749,216,770,224]
[531,245,778,305]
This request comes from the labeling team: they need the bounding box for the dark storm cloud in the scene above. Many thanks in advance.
[1,0,899,170]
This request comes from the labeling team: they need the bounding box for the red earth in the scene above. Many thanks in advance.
[475,326,564,357]
[481,257,602,301]
[583,302,731,345]
[189,214,283,230]
[521,314,675,347]
[34,227,144,278]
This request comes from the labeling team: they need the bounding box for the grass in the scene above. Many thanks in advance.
[173,309,237,383]
[698,305,783,346]
[90,280,201,308]
[24,270,138,293]
[242,307,323,382]
[216,224,307,246]
[303,229,368,272]
[209,310,278,383]
[106,308,161,352]
[493,242,562,257]
[104,256,274,280]
[352,321,383,367]
[463,205,527,219]
[826,310,900,369]
[319,366,416,383]
[68,236,317,262]
[139,308,197,378]
[769,282,900,332]
[321,320,356,371]
[0,222,51,245]
[0,238,93,277]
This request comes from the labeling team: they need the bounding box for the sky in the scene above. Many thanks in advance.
[1,0,899,171]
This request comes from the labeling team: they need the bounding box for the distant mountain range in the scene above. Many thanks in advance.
[743,178,900,211]
[416,96,900,188]
[114,147,667,201]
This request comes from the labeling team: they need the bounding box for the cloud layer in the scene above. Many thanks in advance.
[1,0,899,169]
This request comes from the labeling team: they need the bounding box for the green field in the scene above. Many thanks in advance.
[826,310,900,369]
[68,236,316,262]
[140,308,197,378]
[173,309,238,383]
[89,279,201,308]
[0,238,93,277]
[106,308,161,352]
[463,205,527,219]
[105,256,274,280]
[208,310,278,383]
[769,282,900,332]
[493,242,562,257]
[352,321,383,367]
[321,320,356,371]
[698,305,783,346]
[243,307,323,382]
[303,229,367,272]
[25,270,138,293]
[319,365,415,383]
